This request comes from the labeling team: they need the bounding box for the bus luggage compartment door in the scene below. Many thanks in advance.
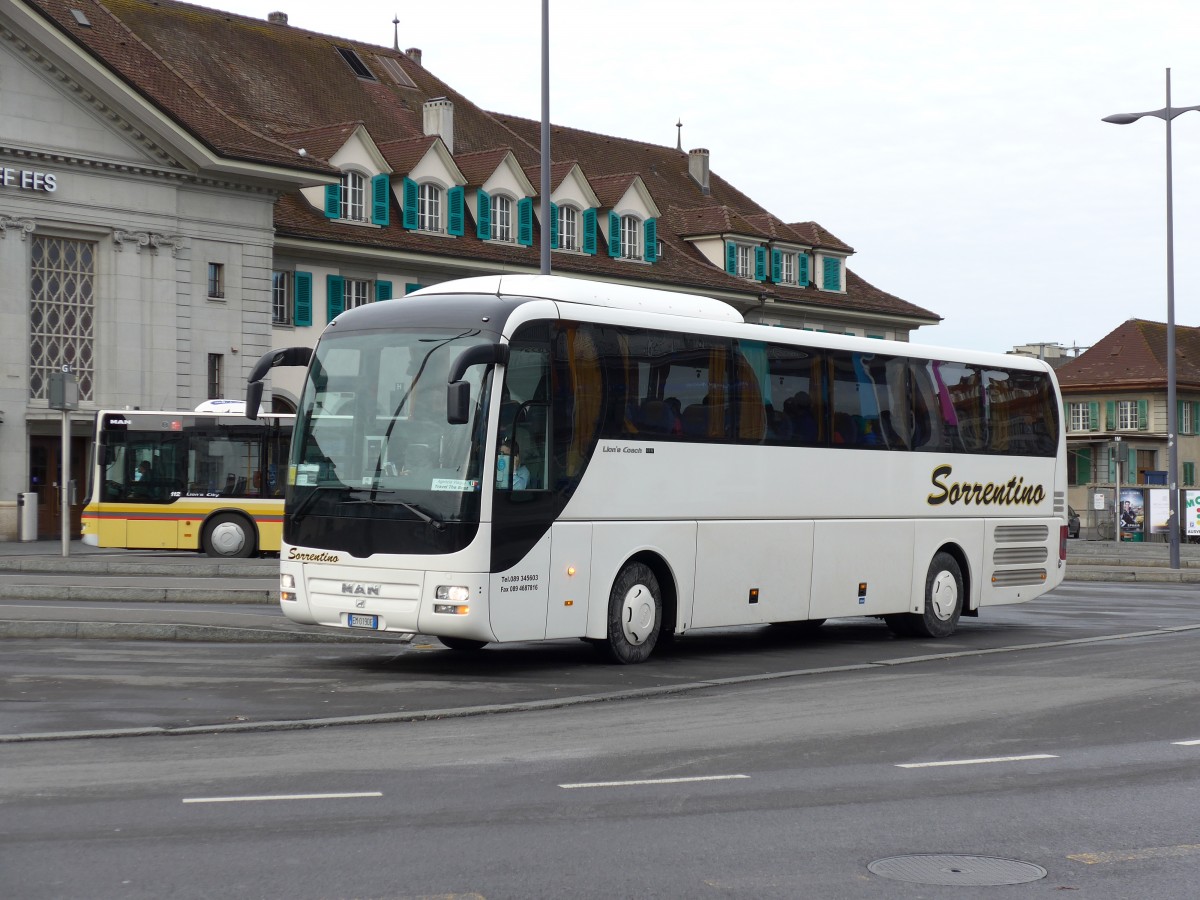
[546,522,592,639]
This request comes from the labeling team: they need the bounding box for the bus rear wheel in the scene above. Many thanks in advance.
[886,551,963,638]
[438,636,488,652]
[202,513,256,559]
[601,562,661,665]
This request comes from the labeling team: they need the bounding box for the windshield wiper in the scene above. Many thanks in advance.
[289,484,343,525]
[346,490,446,530]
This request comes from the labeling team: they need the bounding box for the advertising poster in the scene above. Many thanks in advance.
[1148,489,1170,535]
[1119,488,1144,534]
[1187,491,1200,537]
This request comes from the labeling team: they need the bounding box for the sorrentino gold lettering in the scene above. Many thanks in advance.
[927,464,1045,507]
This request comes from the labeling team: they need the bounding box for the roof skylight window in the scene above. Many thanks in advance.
[336,47,376,80]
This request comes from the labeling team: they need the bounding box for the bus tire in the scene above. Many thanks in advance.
[888,552,963,638]
[602,562,661,665]
[438,636,488,652]
[202,513,256,559]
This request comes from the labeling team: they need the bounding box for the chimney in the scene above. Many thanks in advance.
[423,97,454,154]
[267,11,288,25]
[688,148,710,194]
[405,47,422,67]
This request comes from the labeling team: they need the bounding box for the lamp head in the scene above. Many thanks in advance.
[1102,113,1142,125]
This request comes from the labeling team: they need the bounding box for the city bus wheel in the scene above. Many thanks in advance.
[889,552,963,639]
[202,513,255,559]
[438,636,488,652]
[602,562,661,665]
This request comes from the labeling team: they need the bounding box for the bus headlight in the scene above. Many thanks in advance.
[434,584,470,615]
[280,572,297,602]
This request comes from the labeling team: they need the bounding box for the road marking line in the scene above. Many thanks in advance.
[896,754,1058,769]
[1068,843,1200,865]
[560,774,749,789]
[182,792,382,804]
[1172,739,1200,746]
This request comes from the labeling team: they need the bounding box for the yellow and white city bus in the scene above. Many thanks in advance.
[247,274,1067,662]
[81,408,292,557]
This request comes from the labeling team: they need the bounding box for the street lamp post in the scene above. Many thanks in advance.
[1103,68,1200,570]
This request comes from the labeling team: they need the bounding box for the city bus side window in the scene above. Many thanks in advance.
[499,327,551,491]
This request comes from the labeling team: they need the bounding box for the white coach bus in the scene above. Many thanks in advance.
[247,274,1066,663]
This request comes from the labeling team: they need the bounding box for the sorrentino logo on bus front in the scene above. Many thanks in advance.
[926,464,1046,507]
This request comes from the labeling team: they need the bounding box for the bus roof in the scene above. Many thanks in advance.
[408,274,744,324]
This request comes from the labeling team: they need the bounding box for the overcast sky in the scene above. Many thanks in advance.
[219,0,1200,354]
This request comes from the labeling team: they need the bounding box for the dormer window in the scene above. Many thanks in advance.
[491,195,513,242]
[724,240,766,281]
[736,245,753,278]
[340,172,366,222]
[418,183,441,232]
[767,249,810,287]
[558,205,578,251]
[781,253,795,284]
[620,215,641,260]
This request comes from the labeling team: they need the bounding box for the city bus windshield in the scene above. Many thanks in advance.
[289,328,493,533]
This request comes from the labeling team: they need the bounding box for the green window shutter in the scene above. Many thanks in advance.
[754,246,766,282]
[1137,399,1148,430]
[517,197,534,246]
[371,174,390,225]
[608,211,621,257]
[1088,401,1100,432]
[798,253,810,286]
[582,208,597,254]
[1193,403,1200,435]
[1184,461,1195,486]
[447,186,465,236]
[725,241,737,274]
[1128,446,1137,479]
[823,256,841,291]
[770,248,782,283]
[549,202,559,249]
[1107,446,1117,482]
[293,271,312,326]
[402,178,418,230]
[324,184,340,219]
[404,282,421,295]
[1077,447,1092,484]
[643,217,657,263]
[326,274,344,320]
[476,190,491,240]
[375,280,393,302]
[1105,401,1115,430]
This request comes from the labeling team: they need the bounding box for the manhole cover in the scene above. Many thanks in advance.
[868,854,1047,886]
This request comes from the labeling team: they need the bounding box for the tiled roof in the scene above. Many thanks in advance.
[1057,319,1200,392]
[24,0,937,324]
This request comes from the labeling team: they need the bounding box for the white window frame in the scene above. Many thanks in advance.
[345,278,371,309]
[1068,402,1090,433]
[558,205,578,251]
[736,244,754,279]
[1181,402,1192,435]
[271,271,290,325]
[491,195,513,242]
[418,183,441,232]
[620,215,641,260]
[781,252,795,285]
[1118,400,1138,431]
[340,171,367,222]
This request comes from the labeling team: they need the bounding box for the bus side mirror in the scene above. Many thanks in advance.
[448,381,471,425]
[245,346,312,420]
[446,342,508,425]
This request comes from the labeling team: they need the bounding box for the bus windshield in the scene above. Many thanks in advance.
[290,328,493,535]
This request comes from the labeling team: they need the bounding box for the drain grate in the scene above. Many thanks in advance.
[868,854,1047,886]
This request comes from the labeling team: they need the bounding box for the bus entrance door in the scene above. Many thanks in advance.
[546,522,592,639]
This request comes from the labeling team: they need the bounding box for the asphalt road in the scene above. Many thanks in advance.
[3,584,1200,899]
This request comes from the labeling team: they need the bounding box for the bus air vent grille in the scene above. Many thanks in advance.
[991,568,1047,587]
[994,546,1048,565]
[1053,491,1065,514]
[994,524,1049,543]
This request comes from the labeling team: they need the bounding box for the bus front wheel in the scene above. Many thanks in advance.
[886,551,963,638]
[202,513,256,559]
[602,562,661,665]
[439,636,488,652]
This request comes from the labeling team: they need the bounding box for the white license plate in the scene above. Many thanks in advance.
[347,613,379,629]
